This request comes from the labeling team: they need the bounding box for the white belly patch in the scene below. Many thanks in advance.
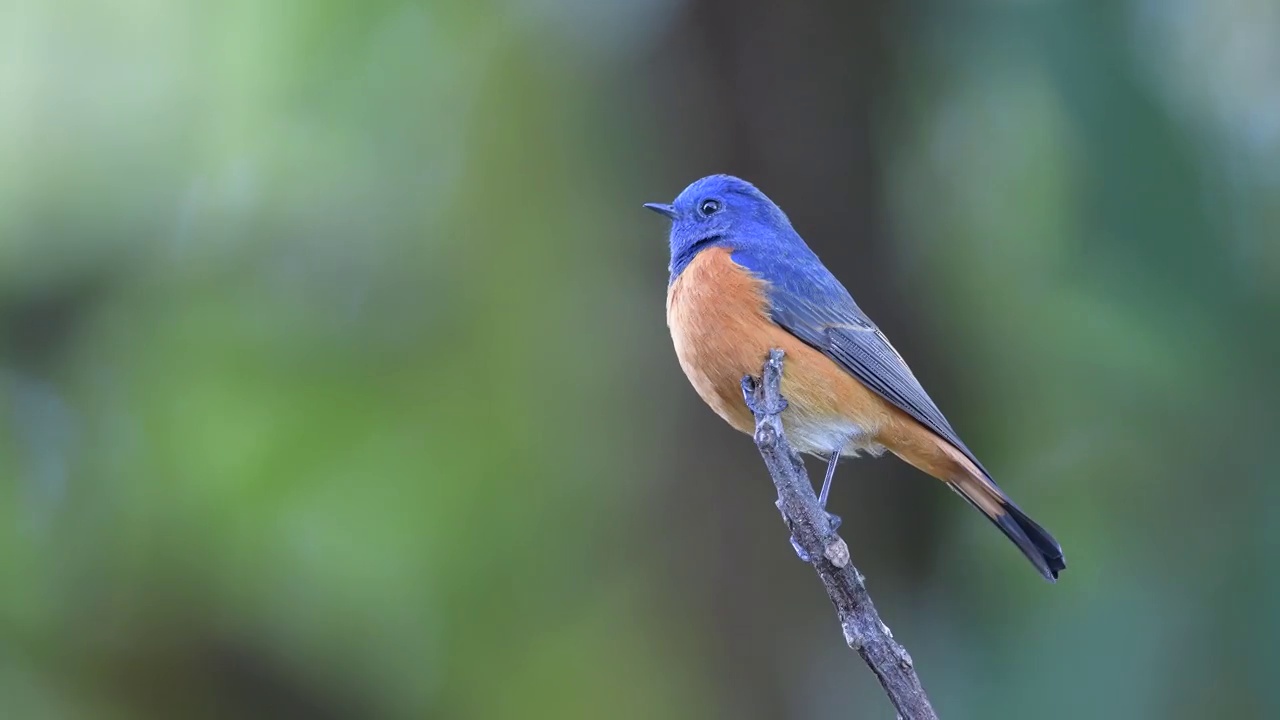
[783,412,887,458]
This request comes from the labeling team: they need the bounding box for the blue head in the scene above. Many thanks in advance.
[644,175,806,283]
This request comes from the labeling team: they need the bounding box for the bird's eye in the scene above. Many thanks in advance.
[699,199,721,216]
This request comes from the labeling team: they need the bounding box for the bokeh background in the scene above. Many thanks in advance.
[3,0,1278,718]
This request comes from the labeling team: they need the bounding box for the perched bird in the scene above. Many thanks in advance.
[645,174,1065,581]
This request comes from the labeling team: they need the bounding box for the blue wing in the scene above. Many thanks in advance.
[732,247,989,475]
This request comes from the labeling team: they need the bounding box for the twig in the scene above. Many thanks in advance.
[741,349,938,720]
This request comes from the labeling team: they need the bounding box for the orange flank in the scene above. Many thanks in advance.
[665,247,989,503]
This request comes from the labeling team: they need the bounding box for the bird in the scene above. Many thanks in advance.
[644,174,1065,581]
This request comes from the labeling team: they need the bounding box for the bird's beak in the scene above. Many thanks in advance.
[643,202,678,220]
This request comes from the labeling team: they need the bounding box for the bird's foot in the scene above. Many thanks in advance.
[782,506,843,562]
[789,535,811,562]
[740,376,787,416]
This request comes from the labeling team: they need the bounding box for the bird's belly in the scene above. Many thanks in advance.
[783,412,887,459]
[666,249,894,457]
[671,322,890,458]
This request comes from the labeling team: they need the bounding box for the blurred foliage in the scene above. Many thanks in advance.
[1,0,1278,718]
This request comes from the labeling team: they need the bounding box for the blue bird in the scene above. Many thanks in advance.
[646,174,1065,581]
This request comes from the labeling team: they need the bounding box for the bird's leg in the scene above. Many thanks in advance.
[783,451,847,563]
[819,451,842,533]
[819,452,838,508]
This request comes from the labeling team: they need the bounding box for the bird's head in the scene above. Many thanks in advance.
[644,174,793,282]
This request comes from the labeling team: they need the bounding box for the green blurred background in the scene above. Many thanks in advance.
[2,0,1278,718]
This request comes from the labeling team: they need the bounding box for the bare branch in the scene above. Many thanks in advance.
[742,348,938,720]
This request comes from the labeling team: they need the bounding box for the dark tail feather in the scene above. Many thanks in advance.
[948,480,1066,582]
[1003,503,1066,579]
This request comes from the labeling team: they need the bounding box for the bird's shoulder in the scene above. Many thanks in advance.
[728,243,870,327]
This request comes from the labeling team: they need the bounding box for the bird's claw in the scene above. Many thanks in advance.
[741,375,788,416]
[784,509,843,563]
[790,535,812,562]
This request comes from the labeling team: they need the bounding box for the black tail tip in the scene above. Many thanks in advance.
[1000,504,1066,582]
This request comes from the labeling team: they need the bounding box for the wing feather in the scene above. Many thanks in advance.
[735,248,988,476]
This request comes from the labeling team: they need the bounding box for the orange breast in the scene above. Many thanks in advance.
[665,248,898,456]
